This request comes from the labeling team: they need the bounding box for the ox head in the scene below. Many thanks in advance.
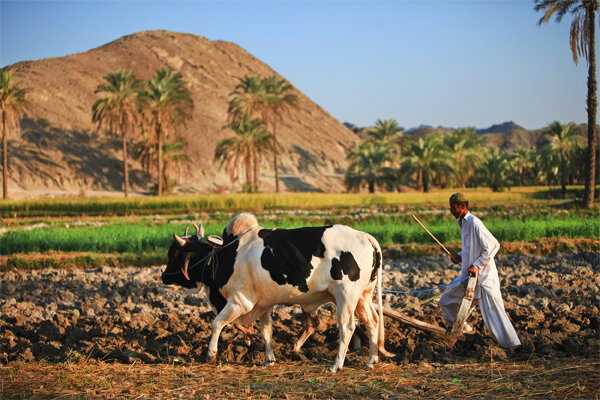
[161,223,220,289]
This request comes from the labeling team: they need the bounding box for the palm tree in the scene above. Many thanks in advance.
[227,75,265,123]
[132,135,188,194]
[260,76,298,193]
[215,117,275,192]
[368,119,404,142]
[0,69,30,200]
[443,128,484,188]
[227,75,298,192]
[161,139,189,195]
[403,134,453,192]
[345,141,395,193]
[510,148,535,186]
[544,121,581,194]
[141,69,193,196]
[535,0,598,207]
[92,70,143,197]
[480,148,511,192]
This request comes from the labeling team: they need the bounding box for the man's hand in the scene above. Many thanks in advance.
[468,266,478,277]
[450,254,461,265]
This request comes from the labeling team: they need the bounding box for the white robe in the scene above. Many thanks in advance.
[440,212,521,349]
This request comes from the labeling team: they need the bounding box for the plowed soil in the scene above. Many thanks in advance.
[2,252,598,368]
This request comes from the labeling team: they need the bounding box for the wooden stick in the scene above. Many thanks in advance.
[374,305,446,336]
[412,214,452,256]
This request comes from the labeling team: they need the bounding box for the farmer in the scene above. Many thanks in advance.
[440,192,521,357]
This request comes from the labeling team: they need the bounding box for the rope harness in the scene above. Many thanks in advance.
[161,226,255,278]
[379,276,469,313]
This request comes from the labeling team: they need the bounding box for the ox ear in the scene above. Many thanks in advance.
[207,235,223,248]
[173,233,187,247]
[194,223,205,240]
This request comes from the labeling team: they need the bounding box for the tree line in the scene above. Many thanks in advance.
[344,119,591,194]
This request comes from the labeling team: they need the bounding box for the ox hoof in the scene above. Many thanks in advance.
[205,353,217,364]
[263,360,275,367]
[328,366,341,374]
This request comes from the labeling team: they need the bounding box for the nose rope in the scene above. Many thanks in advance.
[161,226,255,278]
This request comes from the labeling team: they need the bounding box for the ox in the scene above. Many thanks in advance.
[161,213,391,372]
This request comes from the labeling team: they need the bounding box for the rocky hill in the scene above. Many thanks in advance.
[5,30,357,197]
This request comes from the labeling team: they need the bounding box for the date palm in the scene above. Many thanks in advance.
[345,141,395,193]
[480,148,511,192]
[511,148,535,186]
[368,119,406,145]
[92,70,143,197]
[141,69,193,196]
[227,75,297,192]
[544,121,581,194]
[228,75,265,123]
[260,76,298,193]
[535,0,598,207]
[215,118,275,192]
[403,134,453,192]
[0,69,30,200]
[443,128,484,188]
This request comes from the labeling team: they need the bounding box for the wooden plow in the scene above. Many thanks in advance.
[374,274,478,347]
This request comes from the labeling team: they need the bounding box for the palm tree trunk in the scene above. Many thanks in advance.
[584,4,597,208]
[273,125,280,193]
[122,134,129,197]
[253,152,259,192]
[163,161,169,195]
[368,179,375,193]
[2,116,7,200]
[423,170,429,193]
[561,154,567,195]
[157,124,163,196]
[246,156,252,191]
[274,152,279,193]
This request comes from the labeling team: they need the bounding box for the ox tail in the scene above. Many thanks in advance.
[367,235,394,358]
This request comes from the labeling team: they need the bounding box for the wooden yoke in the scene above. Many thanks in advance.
[447,272,478,347]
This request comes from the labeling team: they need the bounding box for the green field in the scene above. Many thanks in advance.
[1,188,598,270]
[2,214,598,255]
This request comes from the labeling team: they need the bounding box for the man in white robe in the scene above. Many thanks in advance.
[440,192,521,356]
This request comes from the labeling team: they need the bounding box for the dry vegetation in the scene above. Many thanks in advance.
[2,359,598,399]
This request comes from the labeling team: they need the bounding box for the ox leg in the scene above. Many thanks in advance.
[294,309,320,352]
[207,299,253,362]
[355,294,379,369]
[259,308,276,366]
[330,300,358,373]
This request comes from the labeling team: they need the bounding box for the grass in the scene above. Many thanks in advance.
[1,359,598,399]
[2,215,597,256]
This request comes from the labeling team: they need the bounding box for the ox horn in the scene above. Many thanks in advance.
[173,233,187,247]
[184,226,190,236]
[194,223,205,240]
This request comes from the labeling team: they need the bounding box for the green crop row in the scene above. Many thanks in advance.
[2,215,597,256]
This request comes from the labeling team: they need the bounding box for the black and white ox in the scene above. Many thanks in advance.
[161,213,391,372]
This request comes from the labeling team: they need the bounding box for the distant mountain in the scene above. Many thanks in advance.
[405,124,433,133]
[476,121,525,135]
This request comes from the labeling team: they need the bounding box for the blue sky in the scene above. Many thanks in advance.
[1,0,596,130]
